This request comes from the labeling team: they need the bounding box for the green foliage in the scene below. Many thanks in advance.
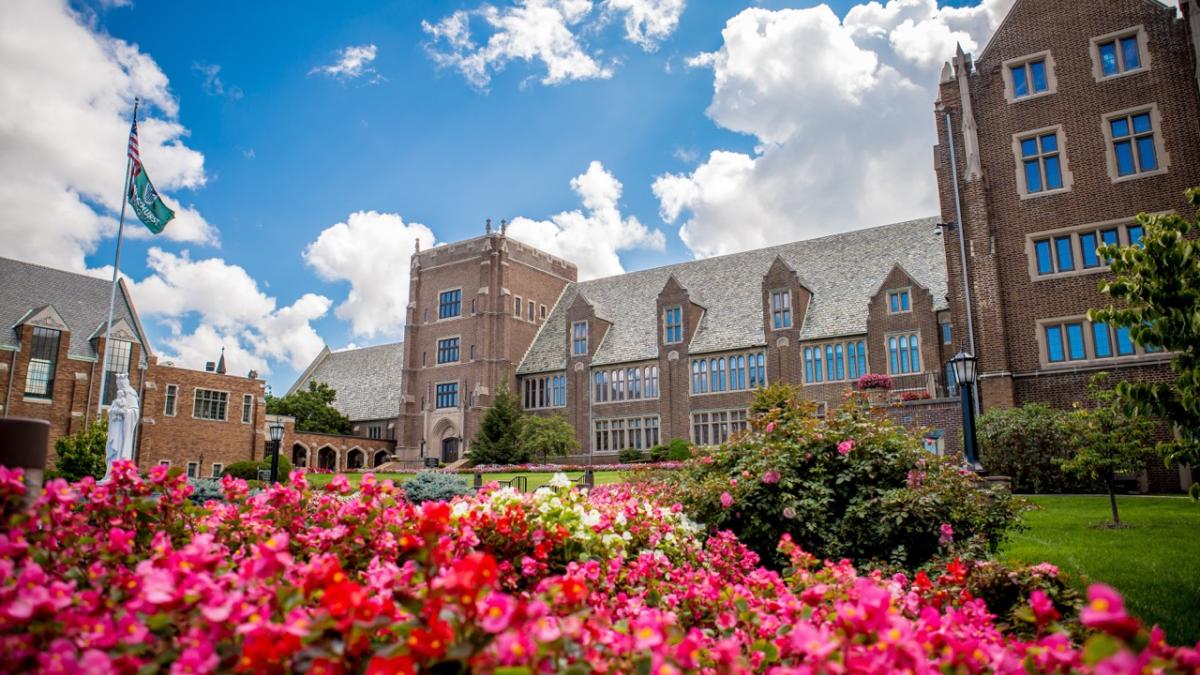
[749,382,803,416]
[222,456,292,482]
[618,447,645,463]
[666,438,691,461]
[976,404,1087,494]
[402,471,472,504]
[470,386,524,465]
[54,419,108,482]
[265,381,351,434]
[668,390,1025,569]
[964,560,1083,640]
[1059,374,1155,525]
[517,414,579,462]
[648,444,669,462]
[1089,188,1200,475]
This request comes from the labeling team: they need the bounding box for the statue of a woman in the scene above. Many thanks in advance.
[99,373,139,483]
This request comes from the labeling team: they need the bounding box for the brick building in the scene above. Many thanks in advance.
[933,0,1200,490]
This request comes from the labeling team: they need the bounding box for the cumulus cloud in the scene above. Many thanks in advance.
[0,0,217,271]
[193,62,243,99]
[656,0,1014,258]
[304,211,436,339]
[128,248,331,374]
[309,44,381,82]
[507,160,665,279]
[422,0,685,89]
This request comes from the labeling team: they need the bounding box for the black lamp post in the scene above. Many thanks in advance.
[949,348,981,470]
[268,420,285,483]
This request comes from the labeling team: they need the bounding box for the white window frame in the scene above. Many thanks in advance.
[885,287,912,315]
[186,461,198,478]
[1089,25,1150,82]
[1002,50,1057,103]
[163,383,178,417]
[158,460,171,468]
[211,463,224,478]
[241,393,253,424]
[192,388,230,422]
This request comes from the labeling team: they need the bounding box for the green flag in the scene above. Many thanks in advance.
[127,160,175,234]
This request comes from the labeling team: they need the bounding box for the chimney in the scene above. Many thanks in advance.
[205,362,215,372]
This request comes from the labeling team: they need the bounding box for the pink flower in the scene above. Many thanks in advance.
[107,527,135,556]
[761,470,781,485]
[765,422,776,433]
[326,474,351,494]
[479,592,517,633]
[1081,584,1140,639]
[782,506,797,519]
[1029,589,1060,627]
[720,492,733,509]
[837,439,855,455]
[938,523,954,547]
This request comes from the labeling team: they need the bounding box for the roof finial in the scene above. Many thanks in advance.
[486,218,492,235]
[415,238,421,253]
[500,218,508,235]
[216,347,227,375]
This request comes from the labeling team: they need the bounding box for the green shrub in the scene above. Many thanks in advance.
[976,404,1089,494]
[962,560,1083,640]
[402,471,472,504]
[222,456,292,482]
[667,393,1025,569]
[187,478,225,504]
[53,419,107,482]
[617,447,644,463]
[648,444,668,462]
[471,386,526,465]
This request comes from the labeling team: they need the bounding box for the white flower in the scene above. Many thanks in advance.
[547,472,572,489]
[582,509,602,528]
[451,501,471,518]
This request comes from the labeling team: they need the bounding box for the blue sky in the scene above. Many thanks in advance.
[1,0,1014,392]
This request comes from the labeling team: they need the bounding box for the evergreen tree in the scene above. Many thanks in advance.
[470,385,525,465]
[265,381,351,434]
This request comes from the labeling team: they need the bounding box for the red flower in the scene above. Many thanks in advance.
[322,580,368,619]
[366,654,416,675]
[441,552,499,593]
[406,620,453,660]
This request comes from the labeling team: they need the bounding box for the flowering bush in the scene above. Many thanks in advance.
[1,462,1197,673]
[460,461,687,473]
[660,391,1025,569]
[856,373,894,390]
[900,390,932,401]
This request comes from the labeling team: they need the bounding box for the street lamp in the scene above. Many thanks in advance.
[949,348,981,470]
[268,420,285,483]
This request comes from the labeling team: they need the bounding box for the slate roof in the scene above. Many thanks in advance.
[288,342,404,421]
[0,257,149,363]
[517,217,946,374]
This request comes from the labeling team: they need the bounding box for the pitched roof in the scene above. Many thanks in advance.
[0,257,149,363]
[288,342,404,421]
[517,217,946,374]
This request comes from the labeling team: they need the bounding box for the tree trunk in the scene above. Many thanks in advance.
[1106,475,1121,526]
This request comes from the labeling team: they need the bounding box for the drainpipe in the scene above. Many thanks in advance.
[944,110,980,415]
[3,347,16,417]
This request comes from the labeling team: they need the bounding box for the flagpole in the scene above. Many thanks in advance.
[97,97,139,421]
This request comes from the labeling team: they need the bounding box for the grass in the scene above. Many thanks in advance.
[1001,495,1200,645]
[304,470,627,491]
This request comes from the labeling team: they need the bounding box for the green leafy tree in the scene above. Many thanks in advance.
[470,385,525,465]
[265,381,351,434]
[517,414,579,463]
[976,403,1085,494]
[1089,188,1200,497]
[1059,374,1155,526]
[54,418,108,481]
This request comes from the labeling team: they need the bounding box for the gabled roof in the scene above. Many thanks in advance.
[517,217,946,374]
[977,0,1176,63]
[288,342,404,422]
[0,257,149,363]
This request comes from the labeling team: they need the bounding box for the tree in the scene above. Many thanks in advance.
[265,381,351,434]
[1059,374,1155,526]
[517,414,579,463]
[1089,188,1200,497]
[55,418,108,482]
[470,385,525,465]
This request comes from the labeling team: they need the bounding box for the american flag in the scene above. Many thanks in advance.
[127,118,140,164]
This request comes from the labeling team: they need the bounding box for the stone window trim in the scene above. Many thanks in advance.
[158,460,171,467]
[1034,314,1166,369]
[884,331,923,376]
[522,372,568,409]
[769,289,793,330]
[186,462,199,478]
[801,338,869,385]
[435,334,462,366]
[241,393,253,424]
[514,296,522,318]
[1100,103,1170,183]
[593,415,661,454]
[540,304,547,320]
[433,380,459,409]
[163,383,178,417]
[690,409,750,447]
[592,362,661,404]
[1001,50,1057,103]
[211,463,224,478]
[662,305,684,345]
[885,287,912,315]
[191,387,230,422]
[1012,124,1074,199]
[1023,216,1165,282]
[571,320,589,356]
[689,350,766,396]
[437,287,463,321]
[1089,25,1151,83]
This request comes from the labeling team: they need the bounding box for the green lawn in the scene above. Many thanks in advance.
[1001,495,1200,646]
[305,470,627,491]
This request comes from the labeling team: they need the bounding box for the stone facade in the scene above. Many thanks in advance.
[933,0,1200,490]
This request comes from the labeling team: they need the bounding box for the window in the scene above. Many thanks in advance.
[158,460,171,468]
[691,410,749,446]
[690,352,762,395]
[527,301,534,321]
[940,323,952,345]
[193,389,228,421]
[1017,130,1064,195]
[241,394,253,424]
[437,337,460,364]
[368,425,382,440]
[211,463,223,478]
[664,306,682,344]
[471,298,477,315]
[186,462,198,478]
[23,327,61,398]
[438,289,461,319]
[1054,236,1074,272]
[1127,225,1144,247]
[540,305,547,319]
[805,340,866,384]
[645,365,659,398]
[435,382,458,409]
[163,384,178,416]
[1107,109,1160,178]
[887,333,921,375]
[572,321,588,356]
[887,290,910,314]
[102,339,133,405]
[1010,58,1049,99]
[423,307,429,323]
[469,344,476,360]
[1030,222,1147,278]
[1092,28,1146,79]
[514,297,522,317]
[1040,317,1164,366]
[523,374,567,409]
[770,290,792,329]
[595,416,660,452]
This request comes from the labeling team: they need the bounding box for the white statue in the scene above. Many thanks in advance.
[100,373,140,483]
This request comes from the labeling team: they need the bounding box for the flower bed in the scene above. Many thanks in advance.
[1,462,1196,673]
[455,461,688,473]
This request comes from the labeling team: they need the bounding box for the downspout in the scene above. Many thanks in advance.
[3,348,17,416]
[944,110,981,416]
[85,355,97,427]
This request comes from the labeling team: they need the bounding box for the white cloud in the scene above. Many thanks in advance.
[193,62,243,99]
[657,0,1013,258]
[309,44,380,82]
[422,0,685,89]
[304,211,435,339]
[0,0,217,271]
[508,160,665,279]
[128,248,331,374]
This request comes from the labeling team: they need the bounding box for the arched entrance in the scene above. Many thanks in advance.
[441,437,460,463]
[372,450,389,468]
[346,448,364,469]
[291,444,309,468]
[317,446,337,471]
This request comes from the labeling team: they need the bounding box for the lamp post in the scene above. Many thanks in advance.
[949,348,981,470]
[268,420,284,483]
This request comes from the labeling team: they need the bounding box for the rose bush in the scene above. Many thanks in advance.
[0,463,1196,673]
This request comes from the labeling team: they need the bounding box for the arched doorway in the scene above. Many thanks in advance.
[291,444,309,468]
[346,448,364,469]
[317,446,337,471]
[441,437,460,463]
[372,450,389,468]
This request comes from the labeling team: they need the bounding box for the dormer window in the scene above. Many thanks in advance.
[24,327,61,399]
[572,321,588,356]
[887,289,911,314]
[664,306,682,344]
[770,290,792,329]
